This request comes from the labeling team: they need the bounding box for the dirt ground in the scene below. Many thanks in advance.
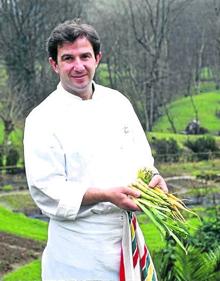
[0,173,46,277]
[0,231,45,277]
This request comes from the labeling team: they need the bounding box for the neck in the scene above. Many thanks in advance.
[62,83,94,100]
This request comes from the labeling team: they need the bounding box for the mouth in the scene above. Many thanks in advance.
[72,74,87,79]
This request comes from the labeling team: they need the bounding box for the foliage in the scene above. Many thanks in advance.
[0,146,3,166]
[151,138,181,162]
[0,206,47,242]
[0,121,23,164]
[1,185,13,192]
[184,136,219,160]
[148,132,220,147]
[2,259,41,281]
[194,170,220,181]
[199,81,217,93]
[139,213,201,253]
[152,92,220,134]
[6,148,20,171]
[6,148,20,173]
[157,243,220,281]
[95,63,111,87]
[200,67,213,81]
[189,215,220,252]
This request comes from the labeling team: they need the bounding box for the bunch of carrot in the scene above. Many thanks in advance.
[131,168,197,253]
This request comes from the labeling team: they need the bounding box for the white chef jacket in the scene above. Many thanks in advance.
[24,82,157,281]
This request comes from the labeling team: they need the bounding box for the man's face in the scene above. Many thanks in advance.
[49,37,102,100]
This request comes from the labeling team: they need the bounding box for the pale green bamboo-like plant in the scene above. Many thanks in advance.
[131,168,199,253]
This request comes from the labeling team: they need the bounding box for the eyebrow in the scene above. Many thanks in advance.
[61,54,73,59]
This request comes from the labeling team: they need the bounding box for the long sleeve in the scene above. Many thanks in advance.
[24,116,88,221]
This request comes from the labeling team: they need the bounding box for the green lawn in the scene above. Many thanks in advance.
[156,158,220,177]
[139,214,166,252]
[0,204,47,281]
[0,192,37,211]
[2,259,41,281]
[152,91,220,134]
[0,205,47,242]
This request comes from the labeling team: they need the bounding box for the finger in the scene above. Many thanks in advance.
[148,175,160,188]
[149,175,168,193]
[158,182,168,193]
[126,197,141,211]
[125,187,141,198]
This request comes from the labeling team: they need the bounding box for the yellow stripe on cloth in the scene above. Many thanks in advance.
[146,259,154,281]
[131,222,135,238]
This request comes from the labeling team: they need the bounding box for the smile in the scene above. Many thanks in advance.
[72,74,87,79]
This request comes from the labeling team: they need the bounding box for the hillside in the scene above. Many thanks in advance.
[152,91,220,134]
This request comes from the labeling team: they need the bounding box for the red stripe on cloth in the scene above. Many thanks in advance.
[140,245,148,269]
[132,214,137,230]
[120,247,126,281]
[133,247,139,267]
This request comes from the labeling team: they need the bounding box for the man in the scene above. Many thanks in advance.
[24,19,167,281]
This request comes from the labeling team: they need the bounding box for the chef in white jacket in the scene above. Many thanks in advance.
[24,19,167,281]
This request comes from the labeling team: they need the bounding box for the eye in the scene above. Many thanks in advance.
[62,55,73,62]
[81,53,92,60]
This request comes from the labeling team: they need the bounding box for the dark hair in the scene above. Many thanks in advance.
[46,19,101,62]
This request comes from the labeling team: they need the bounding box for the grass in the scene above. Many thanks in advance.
[156,158,220,177]
[0,203,46,281]
[152,91,220,134]
[0,192,37,211]
[0,205,47,242]
[138,214,166,252]
[2,259,41,281]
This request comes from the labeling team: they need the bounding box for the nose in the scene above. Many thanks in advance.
[73,59,85,72]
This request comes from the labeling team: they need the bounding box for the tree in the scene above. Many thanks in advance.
[0,81,26,165]
[126,0,194,130]
[0,0,90,117]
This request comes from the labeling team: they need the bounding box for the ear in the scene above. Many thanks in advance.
[95,52,102,67]
[49,57,59,74]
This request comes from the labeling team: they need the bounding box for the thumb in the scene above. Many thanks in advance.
[148,175,160,188]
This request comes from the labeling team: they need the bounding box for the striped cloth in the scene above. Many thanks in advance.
[120,212,158,281]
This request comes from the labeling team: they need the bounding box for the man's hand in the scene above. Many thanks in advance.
[82,186,141,211]
[106,187,141,211]
[148,174,168,193]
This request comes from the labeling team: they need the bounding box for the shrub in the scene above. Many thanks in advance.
[189,216,220,252]
[194,170,220,181]
[215,109,220,119]
[2,185,13,192]
[0,145,3,167]
[184,136,219,160]
[6,148,20,174]
[152,138,181,162]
